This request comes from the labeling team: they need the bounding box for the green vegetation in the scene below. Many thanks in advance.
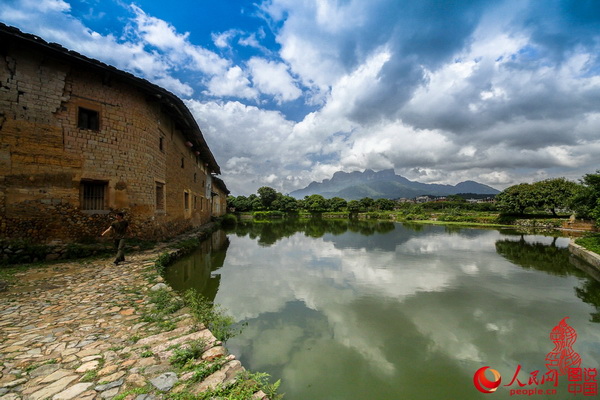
[227,172,600,231]
[112,386,152,400]
[184,289,237,342]
[495,178,580,216]
[575,234,600,256]
[80,369,98,382]
[570,171,600,223]
[220,213,238,226]
[169,339,209,368]
[163,371,282,400]
[23,359,58,373]
[139,288,184,332]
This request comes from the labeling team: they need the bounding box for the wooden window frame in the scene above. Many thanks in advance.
[78,107,100,131]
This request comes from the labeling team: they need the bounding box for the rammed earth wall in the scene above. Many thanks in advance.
[0,24,227,244]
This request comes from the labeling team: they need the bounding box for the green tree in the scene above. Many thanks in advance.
[570,171,600,223]
[347,200,361,214]
[257,186,278,210]
[374,198,395,211]
[359,197,375,212]
[329,197,348,212]
[272,195,299,212]
[248,194,263,211]
[228,195,251,212]
[495,183,536,215]
[532,178,580,216]
[304,194,328,213]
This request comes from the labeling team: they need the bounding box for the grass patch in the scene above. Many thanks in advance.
[140,350,153,358]
[189,357,227,383]
[139,287,184,332]
[23,358,58,373]
[169,339,209,369]
[183,289,237,342]
[80,370,98,382]
[148,288,185,314]
[179,371,283,400]
[575,234,600,256]
[112,386,152,400]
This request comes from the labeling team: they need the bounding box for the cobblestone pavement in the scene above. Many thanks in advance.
[0,240,268,400]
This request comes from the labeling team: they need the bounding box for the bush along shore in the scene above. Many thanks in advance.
[0,224,283,400]
[242,210,595,231]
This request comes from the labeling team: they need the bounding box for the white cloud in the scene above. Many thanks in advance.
[129,5,229,76]
[205,66,258,99]
[212,29,238,48]
[247,57,301,103]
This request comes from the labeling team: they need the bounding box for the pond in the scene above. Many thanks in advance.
[166,219,600,399]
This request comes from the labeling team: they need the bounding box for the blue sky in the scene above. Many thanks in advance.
[1,0,599,195]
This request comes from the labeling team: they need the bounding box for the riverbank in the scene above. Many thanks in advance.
[0,226,277,400]
[242,211,597,234]
[569,240,600,270]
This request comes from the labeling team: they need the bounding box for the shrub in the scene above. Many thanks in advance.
[220,213,238,227]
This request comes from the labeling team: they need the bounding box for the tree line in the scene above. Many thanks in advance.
[227,186,398,214]
[227,171,600,221]
[495,173,600,219]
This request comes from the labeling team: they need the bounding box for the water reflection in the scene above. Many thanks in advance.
[229,218,397,244]
[495,235,600,322]
[165,221,600,400]
[166,230,229,302]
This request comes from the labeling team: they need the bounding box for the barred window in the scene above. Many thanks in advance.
[81,181,107,210]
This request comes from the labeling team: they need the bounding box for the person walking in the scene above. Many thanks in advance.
[102,212,129,265]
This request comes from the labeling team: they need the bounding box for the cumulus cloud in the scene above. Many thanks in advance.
[247,57,301,103]
[1,0,599,195]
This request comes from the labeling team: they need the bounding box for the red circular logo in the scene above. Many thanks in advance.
[474,366,502,393]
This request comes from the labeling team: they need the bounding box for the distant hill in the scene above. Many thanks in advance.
[289,169,500,200]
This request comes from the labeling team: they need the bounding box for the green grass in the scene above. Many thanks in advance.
[138,288,184,333]
[575,234,600,256]
[169,339,209,369]
[183,289,237,342]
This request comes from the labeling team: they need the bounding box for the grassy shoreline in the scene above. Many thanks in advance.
[575,234,600,256]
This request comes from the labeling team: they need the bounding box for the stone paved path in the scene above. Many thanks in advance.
[0,236,269,400]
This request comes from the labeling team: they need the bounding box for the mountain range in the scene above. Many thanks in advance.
[289,169,500,200]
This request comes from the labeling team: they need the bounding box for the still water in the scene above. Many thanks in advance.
[166,220,600,400]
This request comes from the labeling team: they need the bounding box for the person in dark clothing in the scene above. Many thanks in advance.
[102,212,129,265]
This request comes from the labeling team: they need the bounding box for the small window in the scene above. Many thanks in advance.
[81,181,107,210]
[184,192,190,210]
[194,173,197,183]
[200,197,204,211]
[159,137,164,152]
[156,182,165,211]
[193,195,197,210]
[181,157,185,168]
[78,107,100,130]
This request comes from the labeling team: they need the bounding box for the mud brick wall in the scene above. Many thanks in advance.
[0,39,216,243]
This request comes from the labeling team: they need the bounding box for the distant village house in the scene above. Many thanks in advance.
[0,23,228,244]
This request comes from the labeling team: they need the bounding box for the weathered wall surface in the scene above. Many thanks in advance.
[0,40,218,243]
